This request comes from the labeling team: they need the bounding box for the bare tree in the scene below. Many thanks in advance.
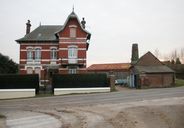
[180,48,184,64]
[170,49,178,62]
[154,48,160,59]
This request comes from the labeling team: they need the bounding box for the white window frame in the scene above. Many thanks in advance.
[68,68,77,74]
[26,47,33,62]
[68,45,78,64]
[50,47,57,60]
[35,47,41,61]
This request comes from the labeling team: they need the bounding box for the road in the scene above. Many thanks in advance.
[0,86,184,128]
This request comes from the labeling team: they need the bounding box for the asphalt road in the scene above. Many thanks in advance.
[0,86,184,128]
[0,86,184,109]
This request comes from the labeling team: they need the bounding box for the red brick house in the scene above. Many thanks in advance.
[16,11,91,81]
[129,51,175,88]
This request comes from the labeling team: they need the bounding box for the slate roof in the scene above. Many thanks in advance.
[133,65,174,74]
[16,25,62,42]
[16,11,91,43]
[132,51,175,74]
[87,63,131,71]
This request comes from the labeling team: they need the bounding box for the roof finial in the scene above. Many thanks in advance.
[39,22,41,26]
[72,5,74,12]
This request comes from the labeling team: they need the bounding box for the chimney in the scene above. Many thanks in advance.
[131,43,139,64]
[81,17,86,29]
[26,20,31,35]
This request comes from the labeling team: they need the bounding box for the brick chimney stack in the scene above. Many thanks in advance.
[131,43,139,65]
[81,17,86,29]
[26,20,31,35]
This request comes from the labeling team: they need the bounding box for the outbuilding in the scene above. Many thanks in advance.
[129,51,175,88]
[87,63,130,80]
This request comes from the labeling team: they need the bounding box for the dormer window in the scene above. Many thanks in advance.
[69,25,77,38]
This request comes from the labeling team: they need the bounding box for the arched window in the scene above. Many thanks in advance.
[70,27,76,38]
[68,45,78,64]
[68,46,77,59]
[50,48,57,60]
[27,67,33,74]
[35,48,41,61]
[27,48,33,61]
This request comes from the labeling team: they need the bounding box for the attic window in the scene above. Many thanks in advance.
[70,27,76,38]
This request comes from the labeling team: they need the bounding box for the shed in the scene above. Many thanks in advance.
[129,52,175,88]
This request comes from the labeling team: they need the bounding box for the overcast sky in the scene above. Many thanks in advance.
[0,0,184,65]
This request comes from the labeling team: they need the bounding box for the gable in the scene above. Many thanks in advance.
[56,11,91,39]
[136,51,163,66]
[58,18,87,38]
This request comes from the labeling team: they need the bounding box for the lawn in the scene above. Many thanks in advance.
[175,79,184,87]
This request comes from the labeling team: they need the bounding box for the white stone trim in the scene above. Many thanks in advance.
[20,49,58,52]
[20,59,59,61]
[59,42,86,44]
[61,58,86,61]
[69,25,77,28]
[59,48,86,50]
[25,65,43,70]
[54,87,110,95]
[21,43,58,45]
[59,37,86,39]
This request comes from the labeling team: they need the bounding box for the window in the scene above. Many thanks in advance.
[68,46,78,64]
[50,48,57,60]
[68,68,77,74]
[68,46,77,59]
[27,67,33,74]
[35,48,41,61]
[35,67,41,78]
[27,48,33,61]
[70,27,76,38]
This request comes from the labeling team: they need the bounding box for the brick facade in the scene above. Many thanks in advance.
[16,11,91,82]
[130,52,175,88]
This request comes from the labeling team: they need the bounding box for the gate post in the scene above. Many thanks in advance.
[109,75,116,92]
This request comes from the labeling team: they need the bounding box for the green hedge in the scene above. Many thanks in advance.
[0,74,39,94]
[52,73,109,88]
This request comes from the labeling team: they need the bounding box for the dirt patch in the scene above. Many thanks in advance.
[109,105,184,128]
[0,115,6,128]
[64,97,184,128]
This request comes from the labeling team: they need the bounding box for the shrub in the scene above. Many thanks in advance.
[52,73,109,88]
[0,74,39,94]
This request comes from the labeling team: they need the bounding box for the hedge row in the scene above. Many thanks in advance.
[0,74,39,94]
[52,73,109,88]
[176,73,184,79]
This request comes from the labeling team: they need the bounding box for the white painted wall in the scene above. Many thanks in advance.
[0,89,35,99]
[54,87,110,95]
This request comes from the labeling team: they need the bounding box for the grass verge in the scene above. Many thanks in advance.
[175,79,184,87]
[0,114,5,118]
